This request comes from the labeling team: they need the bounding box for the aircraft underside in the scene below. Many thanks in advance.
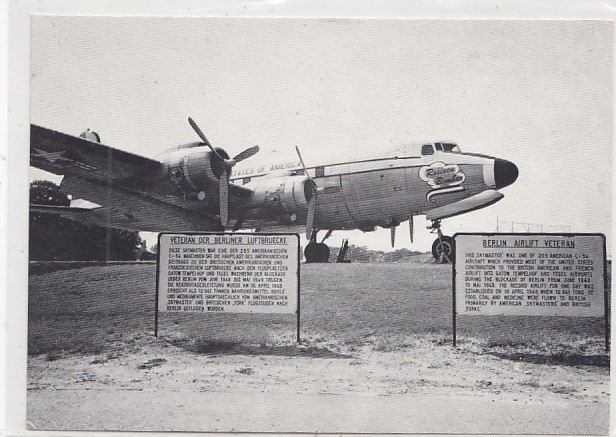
[300,218,454,264]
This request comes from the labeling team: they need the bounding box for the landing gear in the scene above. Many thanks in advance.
[428,220,454,263]
[304,229,332,263]
[304,242,330,263]
[432,236,454,262]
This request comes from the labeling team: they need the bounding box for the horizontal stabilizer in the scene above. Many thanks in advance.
[69,198,103,209]
[425,189,504,221]
[30,198,102,212]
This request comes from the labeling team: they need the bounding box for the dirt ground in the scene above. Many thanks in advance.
[26,261,610,434]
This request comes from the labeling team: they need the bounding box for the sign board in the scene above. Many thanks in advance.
[157,233,300,315]
[454,233,606,317]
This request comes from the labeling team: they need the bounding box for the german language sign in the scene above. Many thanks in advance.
[157,233,299,314]
[454,233,606,317]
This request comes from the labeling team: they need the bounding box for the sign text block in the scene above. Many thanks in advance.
[454,234,605,317]
[157,233,299,314]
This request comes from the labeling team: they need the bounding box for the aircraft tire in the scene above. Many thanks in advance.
[316,243,330,263]
[304,242,330,263]
[432,236,454,262]
[304,242,319,263]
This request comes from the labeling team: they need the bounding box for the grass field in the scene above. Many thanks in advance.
[26,260,610,434]
[28,260,610,361]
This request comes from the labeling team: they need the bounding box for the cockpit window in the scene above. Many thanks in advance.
[421,144,434,156]
[423,142,461,155]
[438,142,461,153]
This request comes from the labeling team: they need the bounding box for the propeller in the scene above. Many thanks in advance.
[188,117,216,154]
[390,226,396,248]
[219,172,230,225]
[409,216,414,244]
[188,117,259,226]
[295,146,321,239]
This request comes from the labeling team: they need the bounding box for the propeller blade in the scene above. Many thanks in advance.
[409,216,414,244]
[306,195,316,239]
[188,117,225,160]
[219,169,229,226]
[233,145,260,163]
[295,146,315,183]
[296,146,319,239]
[187,117,211,147]
[390,226,396,248]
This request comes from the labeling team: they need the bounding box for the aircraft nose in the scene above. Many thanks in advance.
[494,159,518,189]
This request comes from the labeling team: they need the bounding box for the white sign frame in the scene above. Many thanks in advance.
[155,232,301,339]
[452,233,608,349]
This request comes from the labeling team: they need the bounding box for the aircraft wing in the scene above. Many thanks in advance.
[29,196,223,232]
[30,124,223,232]
[31,124,166,191]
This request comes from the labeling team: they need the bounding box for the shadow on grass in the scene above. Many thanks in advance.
[488,352,610,368]
[171,339,353,359]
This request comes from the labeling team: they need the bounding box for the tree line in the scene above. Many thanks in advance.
[29,180,145,261]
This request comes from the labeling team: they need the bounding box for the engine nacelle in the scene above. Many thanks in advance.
[165,146,230,192]
[246,174,311,224]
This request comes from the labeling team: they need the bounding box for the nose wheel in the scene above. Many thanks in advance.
[429,220,454,263]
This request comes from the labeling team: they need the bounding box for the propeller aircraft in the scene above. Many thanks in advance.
[30,118,519,262]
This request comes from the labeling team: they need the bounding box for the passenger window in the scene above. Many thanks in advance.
[315,167,325,177]
[421,144,434,156]
[242,177,251,184]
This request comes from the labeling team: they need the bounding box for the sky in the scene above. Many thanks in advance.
[29,17,613,253]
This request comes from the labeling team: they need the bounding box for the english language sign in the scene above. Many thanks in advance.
[157,233,300,315]
[453,233,606,317]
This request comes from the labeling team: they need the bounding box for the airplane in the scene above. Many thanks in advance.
[29,118,519,263]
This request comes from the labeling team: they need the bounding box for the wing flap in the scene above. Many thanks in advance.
[52,175,221,232]
[31,205,222,233]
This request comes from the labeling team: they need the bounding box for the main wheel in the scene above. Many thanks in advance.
[315,243,330,263]
[304,242,330,263]
[432,236,454,262]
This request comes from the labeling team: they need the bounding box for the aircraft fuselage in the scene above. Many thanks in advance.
[225,147,517,232]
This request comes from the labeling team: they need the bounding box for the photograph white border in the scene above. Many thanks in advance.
[6,1,615,435]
